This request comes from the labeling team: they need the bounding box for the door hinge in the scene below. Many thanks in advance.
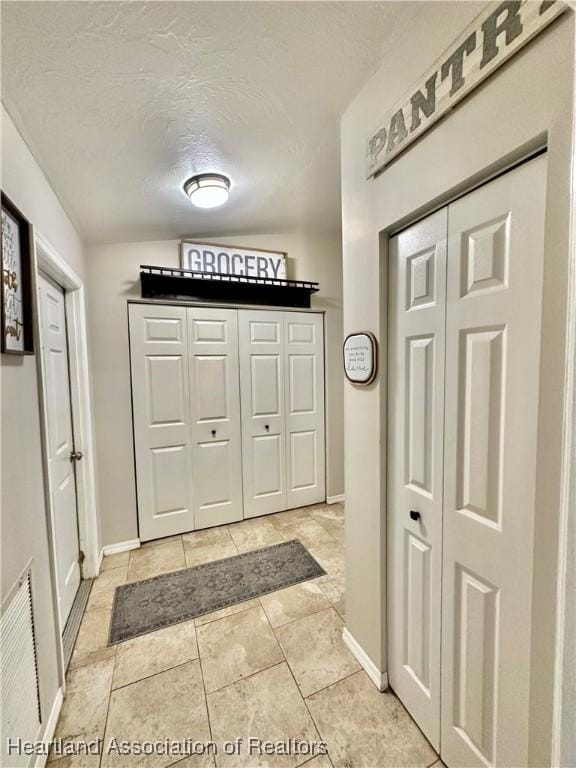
[79,550,85,566]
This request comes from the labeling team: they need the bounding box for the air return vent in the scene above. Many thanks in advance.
[1,567,41,767]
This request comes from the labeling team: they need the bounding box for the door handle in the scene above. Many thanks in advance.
[70,450,83,462]
[264,424,270,431]
[211,429,216,438]
[409,510,421,521]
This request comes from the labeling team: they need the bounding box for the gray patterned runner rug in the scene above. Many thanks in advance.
[108,539,325,644]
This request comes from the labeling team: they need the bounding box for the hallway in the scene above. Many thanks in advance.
[53,504,438,768]
[2,3,574,767]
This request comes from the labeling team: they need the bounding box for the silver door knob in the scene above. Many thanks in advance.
[70,450,83,462]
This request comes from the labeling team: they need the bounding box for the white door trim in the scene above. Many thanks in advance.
[551,93,576,768]
[34,233,100,593]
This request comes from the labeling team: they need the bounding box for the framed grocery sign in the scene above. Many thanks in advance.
[343,332,378,385]
[181,240,287,280]
[1,193,34,354]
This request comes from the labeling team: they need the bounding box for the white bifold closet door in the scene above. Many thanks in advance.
[239,311,287,517]
[387,155,546,767]
[440,156,546,768]
[130,304,242,540]
[239,310,325,518]
[284,312,326,508]
[188,307,243,529]
[387,209,447,751]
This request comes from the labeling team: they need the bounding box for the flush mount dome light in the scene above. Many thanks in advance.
[184,173,230,209]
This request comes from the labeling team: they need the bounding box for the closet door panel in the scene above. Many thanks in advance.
[239,310,286,517]
[387,208,447,750]
[129,304,194,541]
[284,312,325,508]
[441,156,547,768]
[188,307,243,528]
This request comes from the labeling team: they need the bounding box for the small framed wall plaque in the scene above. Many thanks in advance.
[343,332,377,385]
[1,193,34,354]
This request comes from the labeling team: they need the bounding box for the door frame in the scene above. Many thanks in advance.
[33,234,100,628]
[381,145,576,765]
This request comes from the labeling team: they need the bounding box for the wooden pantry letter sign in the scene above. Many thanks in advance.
[344,332,378,385]
[366,0,566,177]
[181,241,287,280]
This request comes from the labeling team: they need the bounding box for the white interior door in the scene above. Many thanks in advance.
[284,312,326,508]
[441,156,547,768]
[239,310,286,517]
[387,209,447,750]
[129,304,194,541]
[38,273,81,626]
[188,307,243,528]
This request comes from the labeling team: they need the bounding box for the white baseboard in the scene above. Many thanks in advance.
[102,539,140,557]
[326,494,345,505]
[342,627,388,691]
[34,687,63,768]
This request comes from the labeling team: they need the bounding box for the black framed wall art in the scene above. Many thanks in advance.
[1,193,34,354]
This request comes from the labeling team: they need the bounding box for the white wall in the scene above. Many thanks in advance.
[340,5,574,766]
[87,231,343,547]
[1,104,89,748]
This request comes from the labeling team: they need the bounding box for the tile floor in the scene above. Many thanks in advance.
[52,503,440,768]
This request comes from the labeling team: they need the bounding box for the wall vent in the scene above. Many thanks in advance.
[1,567,42,767]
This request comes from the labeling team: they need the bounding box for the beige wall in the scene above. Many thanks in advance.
[340,5,574,766]
[87,231,343,547]
[1,104,88,742]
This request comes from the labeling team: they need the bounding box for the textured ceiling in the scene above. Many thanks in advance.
[2,1,421,244]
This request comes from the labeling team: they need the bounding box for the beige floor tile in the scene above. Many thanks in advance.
[85,584,115,612]
[69,607,115,669]
[271,507,315,531]
[309,505,344,524]
[141,534,182,548]
[316,578,345,619]
[195,598,260,627]
[207,663,322,768]
[197,605,284,693]
[100,551,130,571]
[112,619,198,689]
[227,517,285,553]
[280,519,335,551]
[48,751,102,768]
[91,566,128,593]
[260,582,330,628]
[101,661,211,768]
[307,541,344,582]
[86,564,128,612]
[184,539,238,568]
[167,752,217,768]
[275,608,359,697]
[314,518,344,544]
[53,658,114,745]
[127,538,185,582]
[299,756,333,768]
[307,671,437,768]
[183,526,235,550]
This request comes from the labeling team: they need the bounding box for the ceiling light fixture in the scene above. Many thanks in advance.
[184,173,230,209]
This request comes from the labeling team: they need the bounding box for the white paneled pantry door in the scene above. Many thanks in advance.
[387,155,547,767]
